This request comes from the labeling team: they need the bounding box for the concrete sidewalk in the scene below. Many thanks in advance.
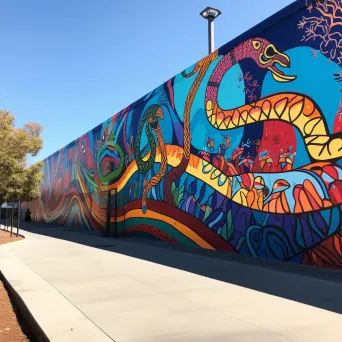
[0,224,342,342]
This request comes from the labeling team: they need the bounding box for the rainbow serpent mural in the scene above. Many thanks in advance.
[27,0,342,269]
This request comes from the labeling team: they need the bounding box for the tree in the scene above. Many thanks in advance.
[0,110,44,203]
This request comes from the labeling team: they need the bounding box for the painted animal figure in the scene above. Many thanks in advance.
[101,37,341,219]
[95,124,124,186]
[204,38,342,162]
[259,150,273,172]
[206,137,215,152]
[218,135,231,156]
[238,153,254,172]
[134,104,167,213]
[232,146,244,169]
[278,146,296,171]
[26,2,342,271]
[163,53,218,207]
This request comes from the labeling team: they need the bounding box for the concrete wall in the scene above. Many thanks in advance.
[27,0,342,269]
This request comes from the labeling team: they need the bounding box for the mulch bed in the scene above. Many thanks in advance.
[0,229,30,341]
[0,280,30,342]
[0,229,23,245]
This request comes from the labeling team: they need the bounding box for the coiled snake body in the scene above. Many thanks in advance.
[163,53,218,206]
[135,38,341,213]
[205,38,342,161]
[134,104,167,213]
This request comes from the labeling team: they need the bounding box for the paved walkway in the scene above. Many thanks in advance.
[0,223,342,342]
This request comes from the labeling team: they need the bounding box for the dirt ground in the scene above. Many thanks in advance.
[0,229,29,342]
[0,228,24,245]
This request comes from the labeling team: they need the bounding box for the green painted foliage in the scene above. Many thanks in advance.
[171,182,185,207]
[203,205,211,222]
[220,210,234,241]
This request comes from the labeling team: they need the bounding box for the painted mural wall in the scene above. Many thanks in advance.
[27,0,342,269]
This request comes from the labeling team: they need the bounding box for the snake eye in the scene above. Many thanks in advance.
[102,133,105,141]
[81,143,86,154]
[252,40,261,50]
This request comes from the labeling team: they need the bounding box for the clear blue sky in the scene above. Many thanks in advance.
[0,0,294,163]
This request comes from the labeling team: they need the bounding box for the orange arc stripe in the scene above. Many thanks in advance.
[114,208,215,250]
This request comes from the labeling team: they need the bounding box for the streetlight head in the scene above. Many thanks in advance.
[200,6,221,20]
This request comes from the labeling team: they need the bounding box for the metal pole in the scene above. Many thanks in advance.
[17,200,20,237]
[10,206,13,237]
[106,191,111,236]
[208,17,214,54]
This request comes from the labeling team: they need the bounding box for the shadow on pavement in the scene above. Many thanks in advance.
[20,221,342,315]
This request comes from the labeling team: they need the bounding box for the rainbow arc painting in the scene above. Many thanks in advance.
[27,0,342,270]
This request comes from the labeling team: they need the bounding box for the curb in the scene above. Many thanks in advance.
[0,271,50,342]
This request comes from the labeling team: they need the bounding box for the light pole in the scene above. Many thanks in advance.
[200,6,222,55]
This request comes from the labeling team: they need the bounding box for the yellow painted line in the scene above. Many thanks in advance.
[115,208,215,250]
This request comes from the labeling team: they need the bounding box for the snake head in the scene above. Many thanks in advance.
[148,107,164,131]
[250,38,296,83]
